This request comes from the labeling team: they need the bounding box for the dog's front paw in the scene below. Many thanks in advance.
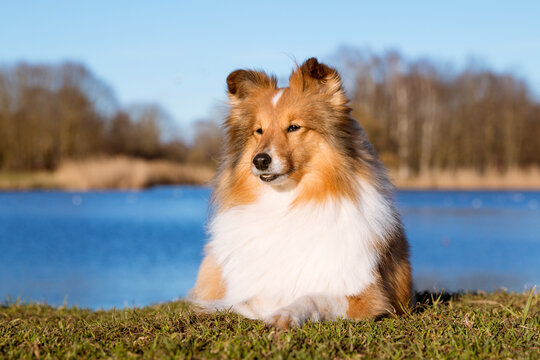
[265,309,302,330]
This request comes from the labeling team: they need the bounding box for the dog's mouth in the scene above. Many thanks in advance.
[258,170,294,184]
[259,174,282,182]
[254,167,294,185]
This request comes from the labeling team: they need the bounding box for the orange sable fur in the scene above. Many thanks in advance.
[193,57,412,324]
[346,282,389,319]
[213,63,366,209]
[190,251,225,301]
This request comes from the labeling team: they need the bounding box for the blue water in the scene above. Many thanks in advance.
[0,187,539,309]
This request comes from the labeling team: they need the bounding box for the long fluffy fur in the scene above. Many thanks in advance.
[189,58,411,329]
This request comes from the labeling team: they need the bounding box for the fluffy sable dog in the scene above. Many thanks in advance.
[189,58,411,329]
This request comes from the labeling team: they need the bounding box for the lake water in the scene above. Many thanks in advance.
[1,187,539,309]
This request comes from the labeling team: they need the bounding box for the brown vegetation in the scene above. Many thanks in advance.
[0,170,57,190]
[0,157,214,190]
[54,157,214,190]
[340,49,540,177]
[391,167,540,190]
[1,51,540,190]
[0,63,222,172]
[4,161,540,190]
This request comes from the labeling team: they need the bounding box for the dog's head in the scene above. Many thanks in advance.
[225,58,355,189]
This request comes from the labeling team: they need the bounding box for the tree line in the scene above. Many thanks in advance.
[0,63,222,170]
[340,49,540,177]
[1,52,540,176]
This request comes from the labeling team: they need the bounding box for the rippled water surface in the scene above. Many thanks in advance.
[1,187,538,309]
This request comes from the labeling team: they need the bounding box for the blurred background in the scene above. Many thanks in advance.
[1,1,539,309]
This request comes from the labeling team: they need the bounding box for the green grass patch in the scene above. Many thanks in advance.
[1,291,538,359]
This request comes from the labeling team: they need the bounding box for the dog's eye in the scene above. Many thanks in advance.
[255,128,263,134]
[287,124,301,132]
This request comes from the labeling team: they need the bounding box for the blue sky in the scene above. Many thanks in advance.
[1,1,539,131]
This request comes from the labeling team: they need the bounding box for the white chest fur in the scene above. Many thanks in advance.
[207,182,396,317]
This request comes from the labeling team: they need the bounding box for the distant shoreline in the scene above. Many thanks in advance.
[392,167,540,191]
[2,158,540,191]
[0,157,215,191]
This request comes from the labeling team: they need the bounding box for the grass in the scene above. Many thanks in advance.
[4,162,540,191]
[0,171,58,190]
[1,291,538,359]
[392,167,540,190]
[54,157,214,190]
[0,157,215,191]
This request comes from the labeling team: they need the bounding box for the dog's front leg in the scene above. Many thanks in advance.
[265,294,348,329]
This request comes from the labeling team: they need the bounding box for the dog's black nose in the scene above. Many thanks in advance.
[253,153,272,171]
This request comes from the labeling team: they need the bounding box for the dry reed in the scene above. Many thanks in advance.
[54,157,214,190]
[392,167,540,190]
[3,160,540,191]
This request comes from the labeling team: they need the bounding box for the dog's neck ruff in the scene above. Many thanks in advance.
[207,180,397,317]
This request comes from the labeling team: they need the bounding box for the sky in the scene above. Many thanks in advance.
[1,1,539,132]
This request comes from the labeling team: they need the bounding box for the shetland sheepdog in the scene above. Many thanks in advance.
[189,58,411,329]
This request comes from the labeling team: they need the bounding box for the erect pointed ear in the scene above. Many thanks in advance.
[289,57,347,106]
[226,69,277,103]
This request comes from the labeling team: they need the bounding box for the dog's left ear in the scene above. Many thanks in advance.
[289,57,347,106]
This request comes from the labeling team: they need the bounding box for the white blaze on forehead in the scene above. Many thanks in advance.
[271,89,284,107]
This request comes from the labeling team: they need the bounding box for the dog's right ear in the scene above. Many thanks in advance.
[226,70,276,103]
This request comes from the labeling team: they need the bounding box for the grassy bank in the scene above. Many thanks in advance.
[54,157,214,190]
[1,291,538,359]
[3,160,540,191]
[0,157,215,191]
[392,167,540,190]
